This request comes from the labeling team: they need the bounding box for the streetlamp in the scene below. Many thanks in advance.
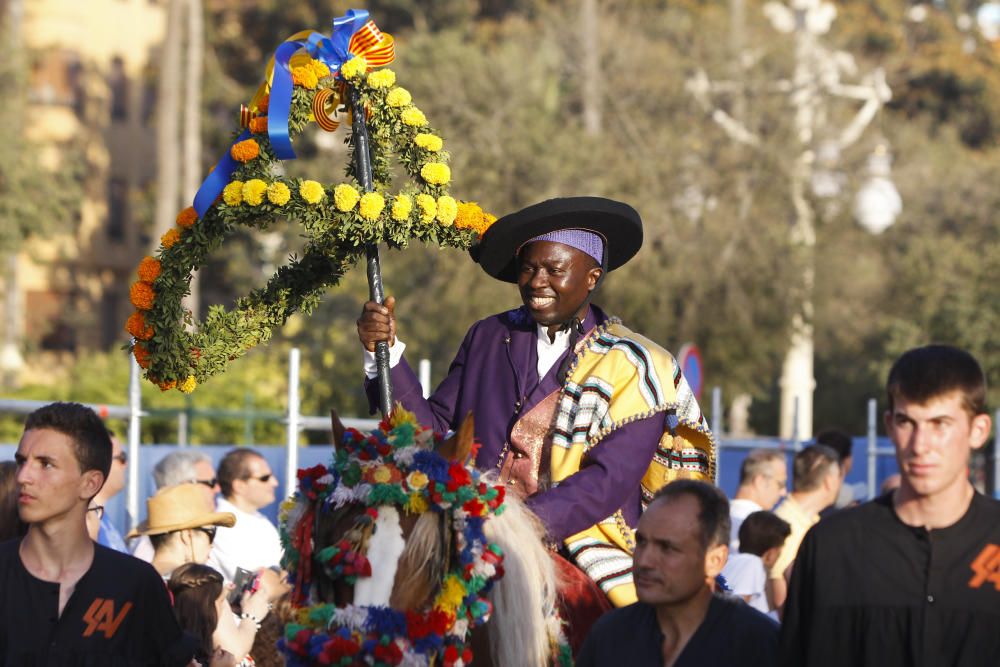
[687,0,900,440]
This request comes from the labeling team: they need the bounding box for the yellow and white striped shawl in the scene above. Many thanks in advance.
[551,319,717,607]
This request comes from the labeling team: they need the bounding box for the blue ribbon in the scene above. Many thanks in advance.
[269,9,370,160]
[191,9,370,217]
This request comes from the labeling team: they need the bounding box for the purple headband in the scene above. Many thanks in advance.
[520,229,605,266]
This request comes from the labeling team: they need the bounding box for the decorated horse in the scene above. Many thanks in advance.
[277,408,573,667]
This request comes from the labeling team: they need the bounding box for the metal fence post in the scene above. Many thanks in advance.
[867,398,878,500]
[126,354,142,531]
[285,348,301,498]
[419,359,431,399]
[710,386,722,484]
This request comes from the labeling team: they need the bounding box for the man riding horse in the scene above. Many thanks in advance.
[357,196,716,607]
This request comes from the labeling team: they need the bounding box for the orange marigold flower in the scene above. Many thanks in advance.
[125,311,154,340]
[249,115,268,134]
[161,228,181,249]
[230,138,260,163]
[175,207,198,228]
[156,378,177,392]
[258,94,270,111]
[455,202,496,236]
[133,343,151,369]
[137,256,161,282]
[291,66,318,89]
[129,281,155,311]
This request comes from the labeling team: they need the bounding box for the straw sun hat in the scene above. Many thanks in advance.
[126,483,235,539]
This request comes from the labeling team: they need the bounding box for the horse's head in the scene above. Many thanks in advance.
[278,407,506,666]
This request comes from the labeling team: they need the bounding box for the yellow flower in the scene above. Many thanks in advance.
[178,375,197,393]
[242,179,267,206]
[340,55,367,80]
[434,575,466,614]
[436,196,458,226]
[292,66,318,90]
[161,228,181,249]
[358,192,385,221]
[309,59,331,79]
[413,133,443,152]
[406,471,428,490]
[405,493,429,515]
[415,194,436,223]
[420,163,451,186]
[391,194,413,221]
[366,69,396,89]
[267,181,291,206]
[386,87,412,108]
[334,184,360,211]
[223,181,244,206]
[372,466,392,484]
[299,180,326,205]
[401,107,427,127]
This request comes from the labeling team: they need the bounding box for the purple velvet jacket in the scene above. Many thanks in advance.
[365,304,663,542]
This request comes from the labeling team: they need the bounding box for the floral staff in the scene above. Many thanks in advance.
[123,10,495,393]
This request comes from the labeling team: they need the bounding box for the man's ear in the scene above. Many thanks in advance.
[705,543,728,578]
[587,266,603,291]
[969,412,992,450]
[80,470,105,502]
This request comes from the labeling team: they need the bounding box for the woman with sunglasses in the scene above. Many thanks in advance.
[128,483,236,580]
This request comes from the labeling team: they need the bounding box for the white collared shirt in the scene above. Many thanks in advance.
[207,497,283,582]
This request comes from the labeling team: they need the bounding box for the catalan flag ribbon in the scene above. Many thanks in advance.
[192,9,394,216]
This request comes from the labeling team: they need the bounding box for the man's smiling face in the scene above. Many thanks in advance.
[517,240,602,331]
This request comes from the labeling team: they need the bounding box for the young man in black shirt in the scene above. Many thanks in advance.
[578,480,779,667]
[781,345,999,667]
[1,402,195,666]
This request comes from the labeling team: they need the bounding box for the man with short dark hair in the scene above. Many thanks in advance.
[207,448,282,582]
[0,402,193,665]
[729,449,787,549]
[770,444,841,609]
[780,345,1000,666]
[577,480,778,666]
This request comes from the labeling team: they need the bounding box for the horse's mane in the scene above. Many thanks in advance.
[481,473,561,667]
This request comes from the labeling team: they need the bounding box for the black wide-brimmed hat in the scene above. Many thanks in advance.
[473,196,643,283]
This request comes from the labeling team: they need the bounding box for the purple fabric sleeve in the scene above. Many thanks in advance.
[526,413,664,542]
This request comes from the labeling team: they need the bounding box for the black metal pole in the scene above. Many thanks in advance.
[349,84,393,417]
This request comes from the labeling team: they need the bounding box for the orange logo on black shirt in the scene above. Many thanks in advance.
[968,543,1000,591]
[82,598,133,638]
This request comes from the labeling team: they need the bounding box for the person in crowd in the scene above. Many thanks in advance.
[770,444,841,610]
[577,480,778,665]
[780,345,999,666]
[814,429,855,515]
[168,563,271,667]
[722,510,792,615]
[0,402,195,665]
[87,429,129,553]
[728,449,788,550]
[207,449,282,582]
[0,460,27,541]
[357,197,715,606]
[132,450,221,562]
[127,483,235,579]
